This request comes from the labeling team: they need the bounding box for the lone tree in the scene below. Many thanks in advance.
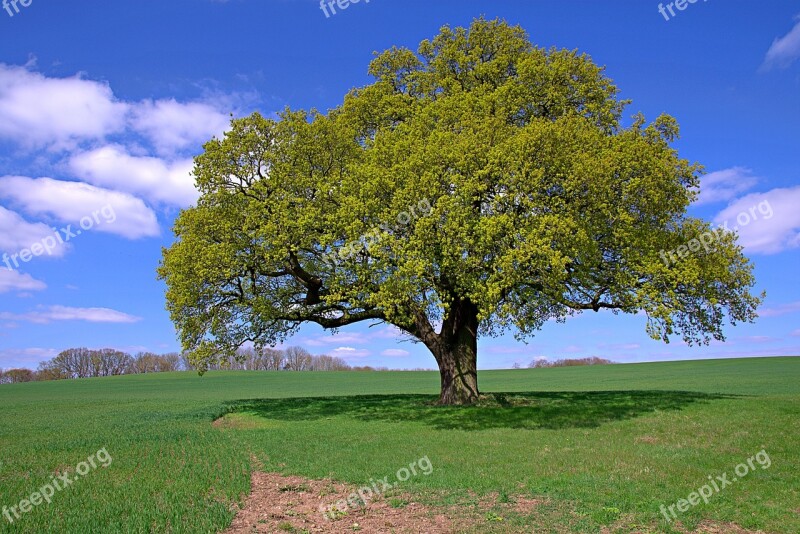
[159,18,762,405]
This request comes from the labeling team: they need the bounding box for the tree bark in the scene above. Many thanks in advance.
[435,339,479,405]
[431,298,480,405]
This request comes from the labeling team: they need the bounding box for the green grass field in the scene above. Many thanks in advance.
[1,357,798,533]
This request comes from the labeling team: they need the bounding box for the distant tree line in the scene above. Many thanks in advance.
[0,346,389,384]
[527,356,614,368]
[202,347,387,372]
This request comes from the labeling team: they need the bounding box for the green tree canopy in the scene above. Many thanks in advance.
[159,18,762,404]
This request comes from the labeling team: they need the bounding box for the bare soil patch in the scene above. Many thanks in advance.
[223,472,456,533]
[688,521,768,534]
[601,519,769,534]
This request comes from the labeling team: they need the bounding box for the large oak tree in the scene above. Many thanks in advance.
[159,19,762,405]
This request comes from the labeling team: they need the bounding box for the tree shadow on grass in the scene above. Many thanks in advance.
[220,390,737,431]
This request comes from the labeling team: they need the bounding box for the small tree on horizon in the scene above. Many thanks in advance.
[159,18,762,405]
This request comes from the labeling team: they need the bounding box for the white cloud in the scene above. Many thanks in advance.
[381,348,410,357]
[605,343,641,351]
[762,15,800,70]
[714,186,800,254]
[739,335,776,344]
[329,346,370,358]
[0,64,239,155]
[485,345,528,355]
[696,167,758,205]
[0,64,255,211]
[0,269,46,293]
[0,305,141,324]
[0,176,159,239]
[130,99,230,155]
[0,64,127,149]
[69,145,197,206]
[0,347,59,369]
[370,325,413,340]
[310,332,368,345]
[0,205,68,257]
[759,300,800,318]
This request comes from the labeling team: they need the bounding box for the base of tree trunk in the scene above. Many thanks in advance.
[436,350,480,405]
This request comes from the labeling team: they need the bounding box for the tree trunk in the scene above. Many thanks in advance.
[432,298,480,405]
[436,341,480,405]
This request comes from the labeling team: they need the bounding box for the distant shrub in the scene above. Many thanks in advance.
[0,368,36,383]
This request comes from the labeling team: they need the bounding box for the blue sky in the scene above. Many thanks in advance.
[1,0,799,370]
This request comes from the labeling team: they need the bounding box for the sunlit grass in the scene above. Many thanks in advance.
[0,357,797,532]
